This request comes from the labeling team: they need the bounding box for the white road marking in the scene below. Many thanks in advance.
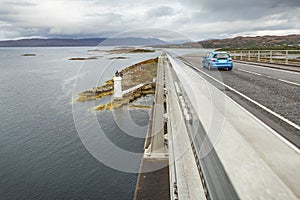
[195,67,300,131]
[278,79,300,87]
[235,62,300,74]
[237,68,300,87]
[176,56,300,151]
[237,68,262,76]
[181,60,300,152]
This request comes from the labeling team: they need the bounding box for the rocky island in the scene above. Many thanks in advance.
[68,56,102,60]
[21,54,36,56]
[69,48,154,61]
[77,58,158,110]
[105,47,155,54]
[107,56,129,60]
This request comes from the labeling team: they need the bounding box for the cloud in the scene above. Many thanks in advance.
[0,0,299,41]
[147,6,175,18]
[184,0,300,22]
[184,0,300,11]
[6,1,37,7]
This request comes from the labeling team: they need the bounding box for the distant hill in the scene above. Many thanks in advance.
[156,35,300,49]
[199,35,300,49]
[0,37,168,47]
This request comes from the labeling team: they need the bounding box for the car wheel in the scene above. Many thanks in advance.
[228,68,232,71]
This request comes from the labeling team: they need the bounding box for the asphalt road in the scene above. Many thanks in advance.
[180,56,300,148]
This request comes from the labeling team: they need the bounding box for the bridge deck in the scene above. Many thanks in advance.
[167,53,300,199]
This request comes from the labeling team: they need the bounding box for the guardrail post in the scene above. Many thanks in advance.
[228,49,299,66]
[248,51,250,61]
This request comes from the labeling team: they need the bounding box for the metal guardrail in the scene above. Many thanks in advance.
[228,50,300,66]
[167,53,239,200]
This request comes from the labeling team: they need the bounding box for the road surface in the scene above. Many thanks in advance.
[179,55,300,148]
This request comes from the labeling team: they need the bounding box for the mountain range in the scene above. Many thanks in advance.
[1,35,299,49]
[0,37,168,47]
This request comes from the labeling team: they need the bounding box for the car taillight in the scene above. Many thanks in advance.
[211,59,215,62]
[228,59,232,62]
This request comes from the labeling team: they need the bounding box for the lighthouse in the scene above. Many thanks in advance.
[113,71,122,99]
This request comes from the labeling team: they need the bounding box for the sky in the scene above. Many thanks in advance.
[0,0,299,41]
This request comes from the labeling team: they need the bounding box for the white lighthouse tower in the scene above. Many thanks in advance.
[113,75,122,99]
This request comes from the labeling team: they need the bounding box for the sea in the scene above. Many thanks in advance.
[0,46,201,200]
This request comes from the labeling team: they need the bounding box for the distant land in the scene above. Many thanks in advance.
[156,34,300,50]
[2,35,300,49]
[0,37,168,47]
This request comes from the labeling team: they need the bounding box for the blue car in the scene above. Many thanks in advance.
[202,51,233,70]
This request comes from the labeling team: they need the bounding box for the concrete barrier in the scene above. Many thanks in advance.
[167,53,300,200]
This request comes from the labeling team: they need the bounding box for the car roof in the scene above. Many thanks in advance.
[211,51,228,54]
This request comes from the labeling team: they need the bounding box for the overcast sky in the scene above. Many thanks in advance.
[0,0,299,41]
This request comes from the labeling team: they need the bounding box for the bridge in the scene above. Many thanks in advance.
[134,50,300,200]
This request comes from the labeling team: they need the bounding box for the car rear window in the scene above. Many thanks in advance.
[213,53,230,59]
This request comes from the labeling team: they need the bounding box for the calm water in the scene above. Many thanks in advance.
[0,47,160,200]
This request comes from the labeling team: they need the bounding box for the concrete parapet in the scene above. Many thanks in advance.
[167,53,300,200]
